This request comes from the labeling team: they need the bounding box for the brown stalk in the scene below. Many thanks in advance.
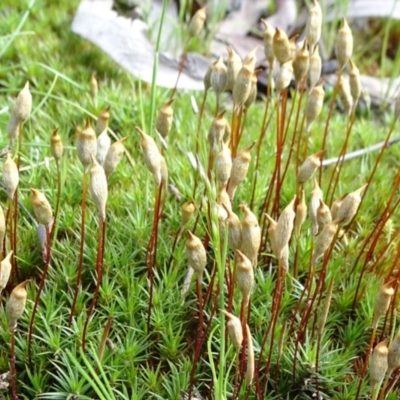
[354,325,378,400]
[98,317,113,362]
[292,230,339,384]
[188,276,206,400]
[27,225,51,366]
[6,200,14,282]
[11,123,23,283]
[345,118,397,226]
[351,181,400,311]
[3,205,11,259]
[255,262,283,399]
[68,173,88,327]
[294,79,311,174]
[325,108,357,204]
[51,159,62,239]
[169,37,191,101]
[272,88,288,218]
[234,300,250,399]
[146,183,163,334]
[249,74,274,209]
[226,259,235,313]
[288,240,315,338]
[315,278,334,398]
[231,107,241,158]
[167,226,183,268]
[318,72,342,185]
[263,262,285,390]
[191,91,208,210]
[188,269,220,400]
[273,320,287,389]
[259,94,283,237]
[237,107,248,148]
[82,217,106,351]
[350,169,400,277]
[281,78,307,186]
[10,325,17,400]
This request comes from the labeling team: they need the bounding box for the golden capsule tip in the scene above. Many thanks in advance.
[264,213,276,225]
[289,195,297,208]
[246,141,256,151]
[30,188,39,196]
[15,279,32,289]
[235,249,246,260]
[135,126,146,138]
[165,98,174,107]
[313,149,326,160]
[52,127,59,137]
[5,250,13,261]
[217,110,227,119]
[24,81,30,89]
[85,117,91,130]
[187,230,195,239]
[90,153,99,166]
[220,309,235,319]
[118,136,129,144]
[352,184,367,196]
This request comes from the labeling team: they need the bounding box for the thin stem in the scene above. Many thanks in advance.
[354,326,377,400]
[68,172,88,327]
[281,84,306,185]
[167,226,183,268]
[82,217,106,351]
[231,108,241,158]
[27,225,51,366]
[191,91,208,202]
[263,264,284,387]
[169,37,191,101]
[10,326,17,400]
[378,375,390,400]
[249,81,274,209]
[11,190,19,283]
[292,231,337,384]
[255,265,282,399]
[146,183,163,334]
[7,199,15,281]
[51,159,62,239]
[318,72,342,185]
[325,109,356,204]
[11,123,24,283]
[351,194,400,311]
